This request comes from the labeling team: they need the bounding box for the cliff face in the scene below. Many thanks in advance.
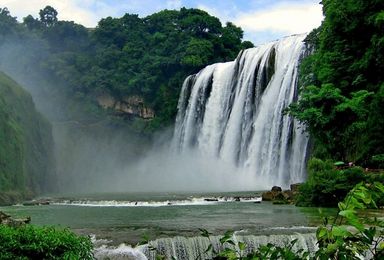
[0,72,55,205]
[97,93,155,120]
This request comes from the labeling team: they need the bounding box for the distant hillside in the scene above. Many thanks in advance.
[0,71,55,205]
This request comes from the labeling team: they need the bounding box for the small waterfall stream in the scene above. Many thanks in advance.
[143,233,317,260]
[173,34,309,189]
[94,233,318,260]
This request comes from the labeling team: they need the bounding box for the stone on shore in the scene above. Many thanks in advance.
[0,211,31,227]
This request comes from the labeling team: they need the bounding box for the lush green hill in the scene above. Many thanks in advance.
[0,71,55,205]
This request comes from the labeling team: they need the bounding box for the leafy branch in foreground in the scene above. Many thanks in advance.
[315,182,384,259]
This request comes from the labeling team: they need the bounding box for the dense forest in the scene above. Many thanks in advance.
[0,6,252,130]
[287,0,384,208]
[290,0,384,167]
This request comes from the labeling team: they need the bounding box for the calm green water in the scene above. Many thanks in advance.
[0,192,335,245]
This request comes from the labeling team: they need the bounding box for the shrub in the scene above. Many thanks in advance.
[295,158,367,207]
[370,154,384,169]
[0,224,93,259]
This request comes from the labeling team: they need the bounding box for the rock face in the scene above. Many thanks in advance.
[271,186,282,192]
[97,93,155,119]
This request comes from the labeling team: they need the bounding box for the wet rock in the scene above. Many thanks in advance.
[262,186,295,204]
[204,198,218,202]
[261,183,303,205]
[274,192,286,201]
[262,191,274,201]
[271,186,282,192]
[282,190,294,201]
[0,211,10,222]
[0,211,30,227]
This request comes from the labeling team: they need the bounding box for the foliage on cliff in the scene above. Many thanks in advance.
[0,71,55,205]
[0,6,253,130]
[289,0,384,165]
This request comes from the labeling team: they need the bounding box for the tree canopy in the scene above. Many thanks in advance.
[0,6,253,129]
[289,0,384,166]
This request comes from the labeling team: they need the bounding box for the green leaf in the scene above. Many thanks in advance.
[317,227,328,239]
[339,209,356,220]
[379,241,384,251]
[238,241,246,251]
[331,226,351,237]
[326,243,338,254]
[219,230,234,244]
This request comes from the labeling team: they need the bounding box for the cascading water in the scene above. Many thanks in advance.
[142,233,317,260]
[93,233,318,260]
[173,34,309,189]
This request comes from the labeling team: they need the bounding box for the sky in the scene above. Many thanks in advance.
[0,0,324,45]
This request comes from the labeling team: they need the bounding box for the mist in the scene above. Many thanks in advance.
[94,140,262,193]
[0,38,149,194]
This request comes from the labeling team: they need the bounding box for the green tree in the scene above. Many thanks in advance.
[39,5,58,27]
[23,15,42,31]
[289,0,384,164]
[0,7,20,40]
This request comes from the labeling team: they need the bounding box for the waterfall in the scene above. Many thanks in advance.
[94,233,317,260]
[142,233,317,260]
[173,34,309,189]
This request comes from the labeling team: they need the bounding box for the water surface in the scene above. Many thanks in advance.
[0,191,334,245]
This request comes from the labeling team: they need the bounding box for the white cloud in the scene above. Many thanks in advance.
[196,4,234,25]
[0,0,323,44]
[0,0,183,26]
[0,0,105,27]
[234,2,323,35]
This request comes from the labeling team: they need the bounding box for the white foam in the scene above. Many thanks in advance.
[51,196,262,207]
[94,244,148,260]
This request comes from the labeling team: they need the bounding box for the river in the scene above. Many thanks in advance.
[0,191,335,259]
